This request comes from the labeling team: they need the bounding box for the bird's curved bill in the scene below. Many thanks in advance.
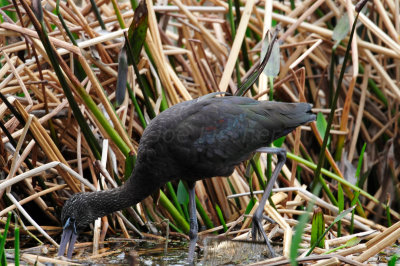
[58,221,78,258]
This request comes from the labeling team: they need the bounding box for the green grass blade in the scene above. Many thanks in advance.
[227,0,241,86]
[250,157,265,189]
[127,0,148,64]
[195,197,214,229]
[386,202,392,227]
[126,83,147,128]
[110,0,125,28]
[124,153,136,183]
[307,206,355,256]
[88,0,106,29]
[359,64,387,106]
[316,112,331,147]
[310,207,325,248]
[0,243,5,266]
[159,191,189,233]
[0,0,17,22]
[130,0,138,9]
[55,0,77,46]
[337,183,344,237]
[215,204,227,232]
[227,177,241,209]
[171,181,185,217]
[355,143,366,179]
[14,222,19,266]
[0,212,11,260]
[244,197,256,222]
[388,253,400,266]
[324,237,360,254]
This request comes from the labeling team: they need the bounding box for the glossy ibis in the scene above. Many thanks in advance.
[58,93,315,260]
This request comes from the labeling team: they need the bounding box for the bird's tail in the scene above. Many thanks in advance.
[250,101,316,141]
[276,102,315,127]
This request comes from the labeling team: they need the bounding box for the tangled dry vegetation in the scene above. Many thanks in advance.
[0,0,399,264]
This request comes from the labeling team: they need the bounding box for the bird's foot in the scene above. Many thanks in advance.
[251,214,276,257]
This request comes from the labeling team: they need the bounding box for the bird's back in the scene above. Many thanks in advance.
[135,95,315,183]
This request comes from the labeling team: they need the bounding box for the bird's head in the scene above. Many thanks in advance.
[58,193,95,258]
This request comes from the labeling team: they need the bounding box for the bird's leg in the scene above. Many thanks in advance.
[187,181,198,263]
[252,147,286,257]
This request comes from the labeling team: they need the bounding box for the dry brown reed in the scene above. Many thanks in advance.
[0,0,399,264]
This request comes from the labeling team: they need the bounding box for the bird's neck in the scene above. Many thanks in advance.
[87,167,160,220]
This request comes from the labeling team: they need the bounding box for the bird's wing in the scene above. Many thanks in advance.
[142,96,313,178]
[169,97,288,175]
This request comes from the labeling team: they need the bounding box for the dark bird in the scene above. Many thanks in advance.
[58,93,316,260]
